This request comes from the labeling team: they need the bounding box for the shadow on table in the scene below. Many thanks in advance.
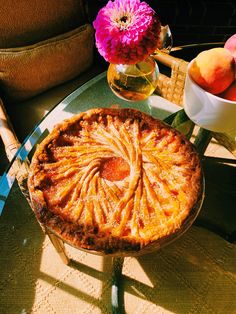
[118,158,236,313]
[0,180,45,313]
[0,158,235,313]
[196,157,236,242]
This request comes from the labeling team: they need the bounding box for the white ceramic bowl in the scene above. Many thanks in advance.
[184,60,236,133]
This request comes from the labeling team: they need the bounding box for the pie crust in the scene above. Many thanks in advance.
[28,108,203,255]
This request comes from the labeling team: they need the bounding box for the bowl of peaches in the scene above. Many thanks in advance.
[184,34,236,133]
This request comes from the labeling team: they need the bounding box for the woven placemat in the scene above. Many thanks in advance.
[0,179,236,314]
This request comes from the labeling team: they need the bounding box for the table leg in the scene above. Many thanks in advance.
[111,257,124,314]
[46,229,70,265]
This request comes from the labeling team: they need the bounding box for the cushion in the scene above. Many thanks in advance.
[0,0,86,48]
[0,24,94,102]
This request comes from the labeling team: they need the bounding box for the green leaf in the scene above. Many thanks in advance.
[164,109,194,139]
[194,128,212,156]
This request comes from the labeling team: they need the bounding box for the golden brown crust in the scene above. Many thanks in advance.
[28,108,203,255]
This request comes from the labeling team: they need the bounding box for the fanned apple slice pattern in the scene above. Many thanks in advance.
[29,108,202,252]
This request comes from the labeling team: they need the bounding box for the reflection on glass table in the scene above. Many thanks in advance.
[0,43,235,314]
[0,72,181,212]
[0,67,235,243]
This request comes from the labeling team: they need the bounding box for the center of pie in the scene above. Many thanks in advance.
[100,157,130,181]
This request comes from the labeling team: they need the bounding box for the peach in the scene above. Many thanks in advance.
[189,47,235,95]
[224,34,236,63]
[219,80,236,101]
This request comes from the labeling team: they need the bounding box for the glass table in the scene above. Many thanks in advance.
[0,44,235,314]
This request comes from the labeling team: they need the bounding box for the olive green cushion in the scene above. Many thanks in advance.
[0,24,94,102]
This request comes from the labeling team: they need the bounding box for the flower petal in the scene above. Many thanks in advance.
[93,0,161,64]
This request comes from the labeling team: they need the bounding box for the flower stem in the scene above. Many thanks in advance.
[135,60,157,91]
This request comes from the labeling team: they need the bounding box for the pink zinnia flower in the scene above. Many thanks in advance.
[93,0,161,64]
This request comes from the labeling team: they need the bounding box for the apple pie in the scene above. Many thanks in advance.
[28,108,203,255]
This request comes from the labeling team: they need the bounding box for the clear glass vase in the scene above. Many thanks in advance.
[107,56,159,102]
